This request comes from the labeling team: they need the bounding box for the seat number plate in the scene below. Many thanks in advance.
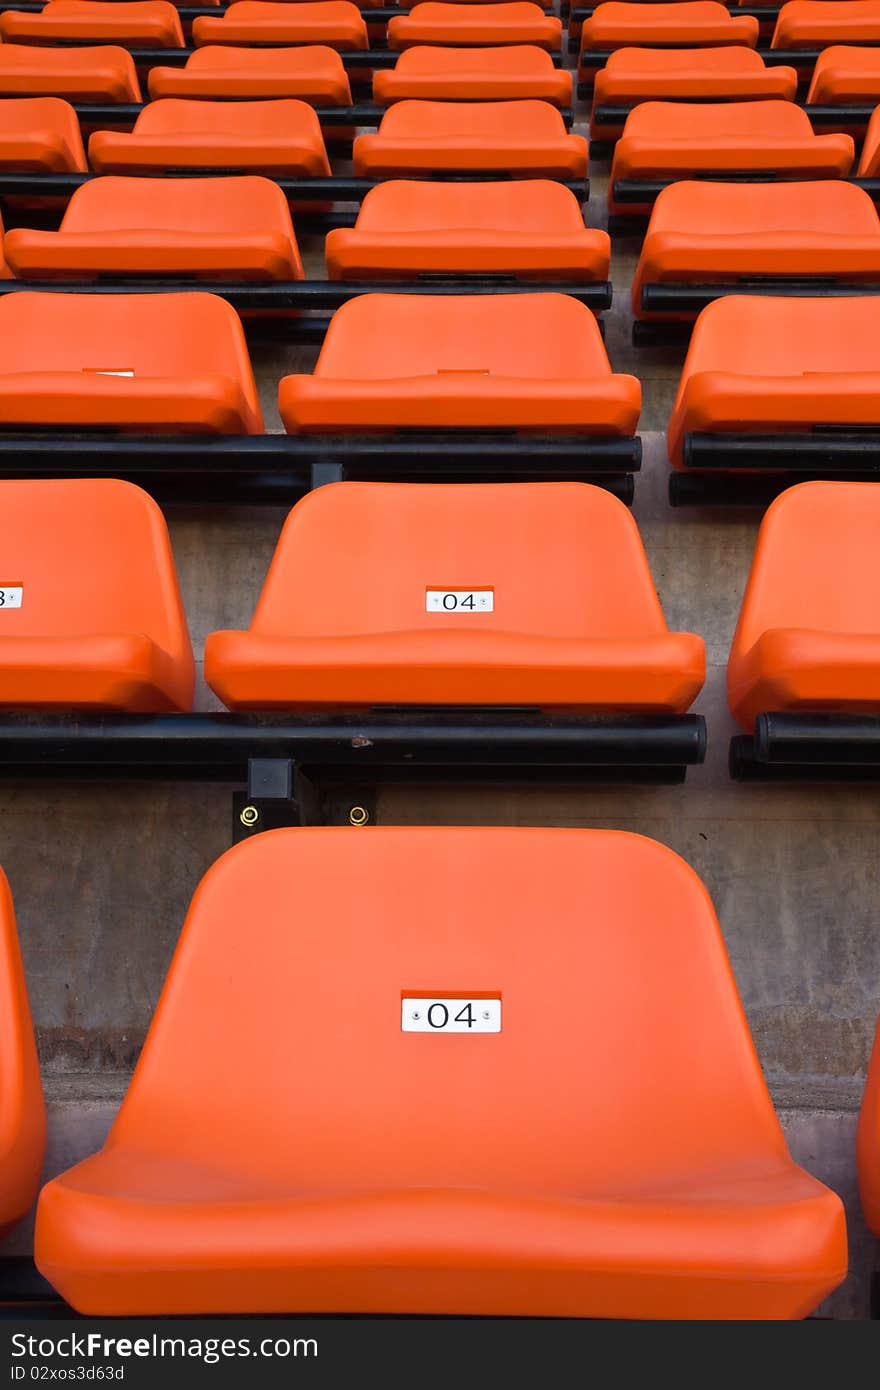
[0,586,22,608]
[425,590,493,613]
[402,997,501,1033]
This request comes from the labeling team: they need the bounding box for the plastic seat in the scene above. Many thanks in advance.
[808,44,880,103]
[192,3,369,50]
[858,1012,880,1236]
[772,0,880,50]
[591,47,797,140]
[278,292,640,434]
[633,180,880,319]
[325,180,608,282]
[728,481,880,730]
[581,2,759,81]
[667,295,880,470]
[35,824,847,1317]
[374,44,572,104]
[0,44,141,102]
[0,867,44,1238]
[0,96,86,173]
[149,45,352,103]
[0,479,194,712]
[0,1,185,48]
[609,101,853,215]
[4,176,303,281]
[353,100,587,177]
[0,211,8,279]
[858,104,880,174]
[88,98,331,175]
[0,291,263,433]
[388,3,562,52]
[206,482,703,711]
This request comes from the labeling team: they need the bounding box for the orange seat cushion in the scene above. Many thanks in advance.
[0,290,264,433]
[149,44,352,103]
[858,103,880,174]
[205,481,703,711]
[728,481,880,729]
[633,179,880,318]
[388,2,562,51]
[772,0,880,49]
[0,0,185,47]
[374,44,572,104]
[808,44,880,102]
[192,2,369,50]
[0,868,44,1238]
[353,98,587,176]
[0,43,141,101]
[5,174,304,280]
[667,294,880,468]
[591,46,797,137]
[0,95,86,173]
[610,100,853,207]
[278,291,640,433]
[0,479,194,711]
[89,97,331,174]
[325,179,608,279]
[34,826,846,1317]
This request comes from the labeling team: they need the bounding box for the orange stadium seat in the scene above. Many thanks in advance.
[859,1012,880,1236]
[858,104,880,174]
[325,180,608,282]
[278,292,639,433]
[0,868,44,1238]
[192,3,369,50]
[0,1,185,48]
[0,479,194,712]
[353,99,587,177]
[667,295,880,470]
[0,212,8,279]
[0,291,263,433]
[772,0,880,50]
[0,44,141,102]
[728,482,880,731]
[149,45,352,103]
[632,180,880,320]
[387,3,562,51]
[590,48,798,141]
[88,98,331,174]
[808,44,880,103]
[3,175,304,280]
[34,825,847,1317]
[205,482,703,711]
[609,101,853,215]
[0,96,86,173]
[580,3,759,83]
[374,44,572,105]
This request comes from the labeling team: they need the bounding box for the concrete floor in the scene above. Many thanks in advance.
[0,111,877,1322]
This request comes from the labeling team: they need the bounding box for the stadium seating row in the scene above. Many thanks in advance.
[0,474,876,742]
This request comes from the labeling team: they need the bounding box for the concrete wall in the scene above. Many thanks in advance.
[0,157,876,1320]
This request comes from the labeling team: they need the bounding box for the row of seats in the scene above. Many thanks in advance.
[0,825,869,1317]
[1,474,877,736]
[0,0,566,50]
[0,94,587,176]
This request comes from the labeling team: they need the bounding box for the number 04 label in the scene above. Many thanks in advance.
[402,997,501,1033]
[426,590,493,613]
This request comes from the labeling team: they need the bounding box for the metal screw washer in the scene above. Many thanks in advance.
[240,805,260,827]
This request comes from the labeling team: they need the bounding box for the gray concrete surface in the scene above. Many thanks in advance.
[0,118,877,1322]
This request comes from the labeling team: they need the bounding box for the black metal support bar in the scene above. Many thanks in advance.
[639,280,880,316]
[0,278,613,311]
[804,103,878,127]
[69,99,575,129]
[682,432,880,473]
[667,470,842,508]
[0,172,589,202]
[731,714,880,780]
[50,43,566,67]
[0,711,707,784]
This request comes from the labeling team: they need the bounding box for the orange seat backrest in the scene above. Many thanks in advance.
[0,478,194,681]
[731,481,880,653]
[107,827,789,1194]
[239,481,677,644]
[0,866,45,1236]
